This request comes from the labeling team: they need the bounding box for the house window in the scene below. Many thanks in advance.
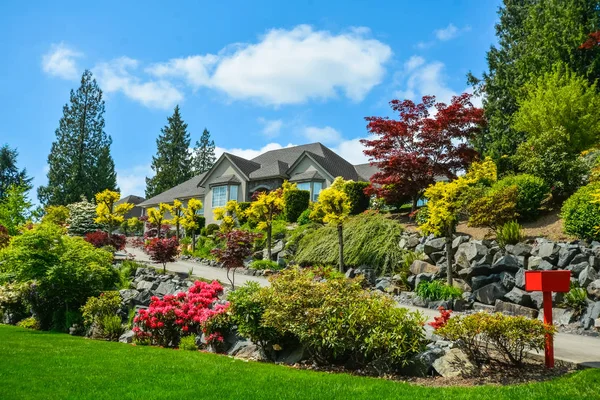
[212,185,240,207]
[297,182,310,191]
[230,185,238,202]
[212,186,227,207]
[312,182,323,202]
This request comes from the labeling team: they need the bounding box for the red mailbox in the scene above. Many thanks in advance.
[525,270,571,368]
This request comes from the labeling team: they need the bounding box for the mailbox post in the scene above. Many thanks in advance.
[524,270,571,368]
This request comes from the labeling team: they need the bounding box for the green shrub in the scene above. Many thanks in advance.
[16,317,40,330]
[117,260,143,289]
[81,291,122,335]
[0,223,118,330]
[562,285,588,317]
[227,282,285,360]
[414,206,429,226]
[99,314,124,341]
[254,219,288,249]
[179,335,198,351]
[415,281,462,301]
[296,209,311,226]
[284,189,310,223]
[436,312,555,366]
[343,181,370,215]
[261,268,425,369]
[295,212,405,275]
[205,224,220,236]
[285,223,321,253]
[192,236,219,260]
[496,221,523,248]
[250,260,282,270]
[467,185,519,231]
[562,183,600,241]
[491,174,549,220]
[0,282,29,323]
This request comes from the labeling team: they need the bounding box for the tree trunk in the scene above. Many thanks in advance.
[267,223,272,261]
[445,233,453,287]
[337,223,344,273]
[175,222,180,240]
[191,233,196,252]
[411,195,419,215]
[227,267,236,290]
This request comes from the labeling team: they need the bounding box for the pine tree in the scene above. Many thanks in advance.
[37,70,117,206]
[145,105,192,198]
[0,144,32,201]
[192,128,216,175]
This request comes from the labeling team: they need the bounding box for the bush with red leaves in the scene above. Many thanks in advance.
[428,306,452,330]
[145,237,179,273]
[84,230,127,251]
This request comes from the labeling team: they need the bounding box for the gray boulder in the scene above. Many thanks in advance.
[515,268,526,289]
[569,253,588,266]
[473,282,508,305]
[119,330,135,344]
[452,235,470,250]
[539,260,555,271]
[452,279,472,293]
[415,273,434,288]
[495,299,538,319]
[503,287,533,307]
[491,255,520,273]
[510,243,532,257]
[119,289,139,308]
[499,272,516,291]
[410,260,440,275]
[557,246,579,268]
[376,277,392,292]
[579,266,597,288]
[588,279,600,301]
[589,255,600,270]
[455,242,489,269]
[277,346,308,365]
[471,274,500,291]
[432,348,476,377]
[567,262,589,277]
[399,235,420,250]
[423,237,446,255]
[457,264,493,279]
[581,302,600,330]
[133,290,153,306]
[155,282,176,296]
[136,280,157,291]
[530,291,564,309]
[355,266,377,286]
[536,241,559,262]
[407,346,446,377]
[528,256,542,270]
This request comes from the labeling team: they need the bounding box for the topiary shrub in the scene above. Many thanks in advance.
[178,335,198,351]
[296,209,311,225]
[260,268,426,369]
[205,223,220,236]
[343,181,370,215]
[284,189,310,223]
[67,197,103,236]
[561,183,600,241]
[295,212,405,275]
[491,174,549,220]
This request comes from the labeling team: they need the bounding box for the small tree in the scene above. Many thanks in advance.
[310,177,351,273]
[67,196,103,236]
[121,217,143,237]
[181,198,204,252]
[214,200,242,233]
[42,205,70,227]
[211,229,261,289]
[419,159,497,285]
[146,203,170,238]
[166,199,184,239]
[145,237,179,273]
[94,190,133,239]
[0,184,33,236]
[245,188,286,260]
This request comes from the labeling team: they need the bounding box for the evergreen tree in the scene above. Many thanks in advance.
[145,105,192,198]
[0,144,32,201]
[192,128,216,175]
[37,70,117,206]
[469,0,600,171]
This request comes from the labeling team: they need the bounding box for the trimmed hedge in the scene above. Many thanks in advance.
[562,182,600,241]
[343,181,370,215]
[491,174,549,220]
[284,190,310,223]
[294,212,405,275]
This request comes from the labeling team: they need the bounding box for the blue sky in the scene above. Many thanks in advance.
[0,0,500,201]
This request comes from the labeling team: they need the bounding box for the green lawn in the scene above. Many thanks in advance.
[1,325,599,400]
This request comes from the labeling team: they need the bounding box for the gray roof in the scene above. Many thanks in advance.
[226,153,261,177]
[252,143,358,181]
[289,170,325,182]
[354,163,379,182]
[209,174,241,186]
[138,172,208,207]
[249,160,289,179]
[116,195,145,205]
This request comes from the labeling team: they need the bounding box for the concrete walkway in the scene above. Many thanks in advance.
[123,247,599,368]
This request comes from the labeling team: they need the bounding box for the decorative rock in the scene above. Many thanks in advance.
[472,302,495,313]
[528,256,542,270]
[499,272,516,291]
[119,330,135,344]
[539,260,555,271]
[133,290,153,306]
[407,346,446,377]
[399,235,420,250]
[557,246,579,268]
[119,289,139,308]
[536,241,559,262]
[136,280,157,291]
[414,273,434,288]
[344,268,356,279]
[515,268,526,289]
[452,235,470,250]
[569,253,588,266]
[588,280,600,301]
[494,299,538,319]
[376,277,392,292]
[579,266,597,288]
[277,346,307,365]
[263,240,285,260]
[155,282,176,296]
[582,302,600,330]
[491,255,520,273]
[423,238,447,255]
[503,287,533,307]
[530,291,564,309]
[355,267,377,286]
[567,262,589,277]
[410,260,440,275]
[510,243,532,257]
[473,282,508,305]
[458,264,493,279]
[429,251,446,265]
[452,279,471,293]
[589,256,600,271]
[455,242,489,269]
[432,348,476,377]
[471,274,501,291]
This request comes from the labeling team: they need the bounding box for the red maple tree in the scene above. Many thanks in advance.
[361,93,485,212]
[212,229,261,289]
[580,31,600,49]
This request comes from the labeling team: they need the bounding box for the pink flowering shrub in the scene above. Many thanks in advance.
[133,280,228,348]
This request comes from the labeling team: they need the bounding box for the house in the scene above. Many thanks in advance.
[116,195,146,219]
[138,142,378,225]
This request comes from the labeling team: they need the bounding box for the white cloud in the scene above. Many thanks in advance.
[303,126,342,144]
[93,57,184,110]
[215,142,296,160]
[42,43,83,80]
[435,24,459,41]
[405,55,425,70]
[332,138,369,165]
[395,57,456,105]
[209,25,392,105]
[117,164,153,196]
[146,55,218,88]
[257,117,283,138]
